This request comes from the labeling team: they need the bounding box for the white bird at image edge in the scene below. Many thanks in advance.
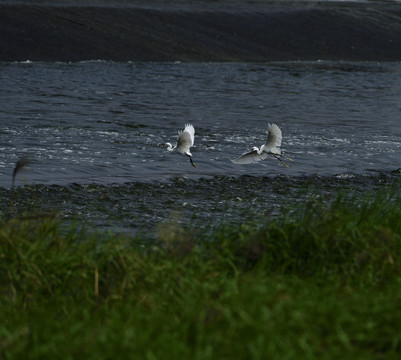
[232,123,283,165]
[165,124,197,168]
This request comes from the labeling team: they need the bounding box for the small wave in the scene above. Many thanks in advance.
[335,173,356,179]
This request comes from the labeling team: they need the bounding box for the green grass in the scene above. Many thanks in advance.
[1,191,401,359]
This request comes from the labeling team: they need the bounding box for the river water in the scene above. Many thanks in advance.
[1,60,401,235]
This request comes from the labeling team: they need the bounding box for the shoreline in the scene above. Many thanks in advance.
[1,2,401,62]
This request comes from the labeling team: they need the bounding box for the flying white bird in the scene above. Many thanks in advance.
[232,123,291,167]
[165,124,197,168]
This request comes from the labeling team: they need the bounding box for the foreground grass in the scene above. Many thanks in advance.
[1,192,401,359]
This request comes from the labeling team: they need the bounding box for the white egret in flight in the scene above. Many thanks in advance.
[165,124,197,168]
[232,123,292,167]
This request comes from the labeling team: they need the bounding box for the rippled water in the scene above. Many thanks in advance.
[1,60,401,234]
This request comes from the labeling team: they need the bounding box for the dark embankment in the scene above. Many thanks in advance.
[1,1,401,62]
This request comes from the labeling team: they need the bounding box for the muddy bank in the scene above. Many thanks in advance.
[1,2,401,62]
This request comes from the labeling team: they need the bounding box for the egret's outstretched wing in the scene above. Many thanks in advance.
[183,124,195,146]
[231,149,267,165]
[177,124,195,153]
[265,123,282,152]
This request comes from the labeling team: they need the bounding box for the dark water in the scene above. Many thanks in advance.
[1,61,401,235]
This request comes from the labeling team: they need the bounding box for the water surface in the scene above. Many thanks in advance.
[1,61,400,234]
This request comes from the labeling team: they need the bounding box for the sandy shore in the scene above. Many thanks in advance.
[1,1,401,62]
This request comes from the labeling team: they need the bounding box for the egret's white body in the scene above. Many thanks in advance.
[232,123,283,165]
[165,124,197,167]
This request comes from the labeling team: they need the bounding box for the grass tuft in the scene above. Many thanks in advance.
[1,191,401,359]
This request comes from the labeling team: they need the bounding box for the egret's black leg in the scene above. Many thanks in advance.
[188,155,197,168]
[272,154,290,168]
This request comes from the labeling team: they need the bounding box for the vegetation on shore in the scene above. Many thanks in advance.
[1,188,401,359]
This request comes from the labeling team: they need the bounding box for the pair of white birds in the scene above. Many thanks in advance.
[165,123,290,168]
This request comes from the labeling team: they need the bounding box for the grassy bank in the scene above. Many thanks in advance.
[1,191,401,359]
